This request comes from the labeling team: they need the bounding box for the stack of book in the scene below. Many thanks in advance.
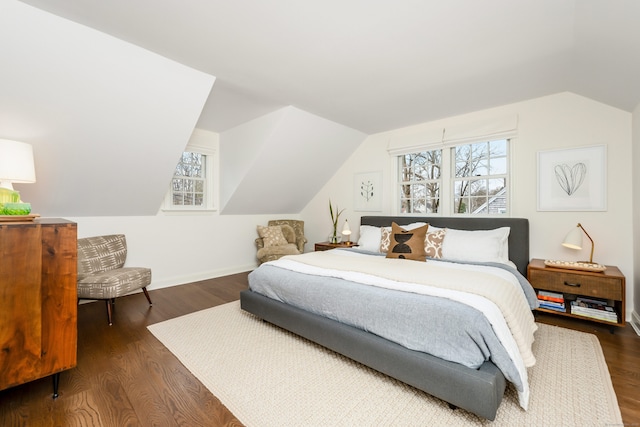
[570,297,618,323]
[537,290,565,312]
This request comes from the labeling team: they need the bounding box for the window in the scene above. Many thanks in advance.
[171,151,206,207]
[453,140,508,214]
[399,150,442,214]
[397,139,509,215]
[162,137,218,212]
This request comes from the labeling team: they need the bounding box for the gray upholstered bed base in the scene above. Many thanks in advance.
[241,289,506,420]
[241,216,529,421]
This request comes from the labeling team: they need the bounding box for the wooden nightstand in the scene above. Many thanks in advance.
[314,241,358,251]
[527,258,625,329]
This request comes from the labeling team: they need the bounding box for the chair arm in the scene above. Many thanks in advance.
[295,237,307,253]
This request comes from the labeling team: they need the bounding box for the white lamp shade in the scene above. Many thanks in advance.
[0,139,36,189]
[562,226,583,250]
[342,220,351,235]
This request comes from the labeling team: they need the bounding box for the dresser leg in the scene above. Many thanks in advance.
[52,373,60,399]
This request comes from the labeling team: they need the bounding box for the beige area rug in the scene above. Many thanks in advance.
[148,301,622,426]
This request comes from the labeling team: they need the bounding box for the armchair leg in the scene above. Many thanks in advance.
[142,287,153,306]
[105,299,114,326]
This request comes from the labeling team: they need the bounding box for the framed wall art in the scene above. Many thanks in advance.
[537,144,607,211]
[354,171,382,211]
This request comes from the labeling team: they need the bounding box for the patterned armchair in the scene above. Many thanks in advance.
[255,219,307,264]
[77,234,152,325]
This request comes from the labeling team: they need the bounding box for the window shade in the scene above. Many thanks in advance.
[388,114,518,155]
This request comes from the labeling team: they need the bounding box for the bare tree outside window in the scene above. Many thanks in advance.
[171,152,206,207]
[398,150,441,213]
[453,140,507,214]
[397,139,508,215]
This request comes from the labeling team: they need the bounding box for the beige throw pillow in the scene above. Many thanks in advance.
[425,228,446,259]
[257,225,288,247]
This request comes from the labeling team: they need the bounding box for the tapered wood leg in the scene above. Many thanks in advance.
[52,373,60,399]
[105,299,113,325]
[142,287,153,306]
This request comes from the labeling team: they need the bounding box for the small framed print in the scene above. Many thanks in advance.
[537,145,607,211]
[354,171,382,211]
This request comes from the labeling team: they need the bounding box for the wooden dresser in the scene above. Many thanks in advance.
[0,218,77,397]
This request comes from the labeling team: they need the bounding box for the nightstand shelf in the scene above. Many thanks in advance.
[314,241,358,251]
[527,258,625,329]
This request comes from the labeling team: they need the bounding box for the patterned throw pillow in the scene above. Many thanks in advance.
[380,222,427,253]
[380,227,392,253]
[385,222,428,261]
[425,228,446,259]
[257,225,288,247]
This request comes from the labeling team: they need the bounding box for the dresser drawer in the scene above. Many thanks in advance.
[528,268,622,300]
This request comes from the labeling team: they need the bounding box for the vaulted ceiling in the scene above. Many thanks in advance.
[17,0,640,134]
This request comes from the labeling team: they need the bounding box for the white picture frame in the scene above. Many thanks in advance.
[354,171,382,211]
[537,145,607,211]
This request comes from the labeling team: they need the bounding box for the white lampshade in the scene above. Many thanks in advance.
[562,226,583,250]
[0,139,36,190]
[562,223,595,264]
[342,219,351,235]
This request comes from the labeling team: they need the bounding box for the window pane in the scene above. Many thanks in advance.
[490,157,507,174]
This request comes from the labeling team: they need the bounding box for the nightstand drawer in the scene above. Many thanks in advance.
[528,268,622,300]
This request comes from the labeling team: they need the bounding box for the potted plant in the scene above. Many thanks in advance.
[329,199,344,244]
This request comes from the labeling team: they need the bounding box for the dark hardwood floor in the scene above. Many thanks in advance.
[1,272,639,426]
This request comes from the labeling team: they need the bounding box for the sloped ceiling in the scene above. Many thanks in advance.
[220,107,367,214]
[16,0,640,134]
[0,1,214,216]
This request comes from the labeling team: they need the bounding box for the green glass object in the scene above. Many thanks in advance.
[1,202,31,215]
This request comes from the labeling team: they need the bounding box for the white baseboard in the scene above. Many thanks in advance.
[631,311,640,336]
[147,263,257,291]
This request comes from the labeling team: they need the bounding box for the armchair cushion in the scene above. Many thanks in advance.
[257,225,289,247]
[77,267,152,300]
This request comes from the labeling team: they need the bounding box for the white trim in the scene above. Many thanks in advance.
[148,263,256,291]
[631,311,640,336]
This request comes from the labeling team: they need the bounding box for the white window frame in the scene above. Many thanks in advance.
[391,137,514,217]
[162,139,219,213]
[451,139,509,215]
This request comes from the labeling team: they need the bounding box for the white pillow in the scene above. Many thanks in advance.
[441,227,511,265]
[357,225,382,252]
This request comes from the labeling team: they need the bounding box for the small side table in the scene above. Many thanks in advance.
[314,241,358,251]
[527,258,625,330]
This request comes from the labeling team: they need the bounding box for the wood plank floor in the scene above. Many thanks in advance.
[1,271,639,426]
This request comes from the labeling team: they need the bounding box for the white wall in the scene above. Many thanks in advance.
[68,213,300,290]
[633,102,640,329]
[1,1,214,217]
[301,92,635,321]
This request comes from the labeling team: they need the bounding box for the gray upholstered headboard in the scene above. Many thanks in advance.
[360,216,530,276]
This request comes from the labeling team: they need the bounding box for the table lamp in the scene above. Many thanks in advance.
[0,139,36,216]
[342,219,352,244]
[562,223,595,264]
[0,139,36,191]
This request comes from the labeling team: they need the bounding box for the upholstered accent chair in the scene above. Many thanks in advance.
[77,234,152,325]
[255,219,307,264]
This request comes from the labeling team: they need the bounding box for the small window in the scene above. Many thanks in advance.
[171,152,206,208]
[163,142,217,212]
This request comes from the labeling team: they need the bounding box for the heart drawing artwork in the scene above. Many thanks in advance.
[554,162,586,196]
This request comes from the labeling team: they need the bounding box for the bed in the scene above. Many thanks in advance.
[240,216,535,420]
